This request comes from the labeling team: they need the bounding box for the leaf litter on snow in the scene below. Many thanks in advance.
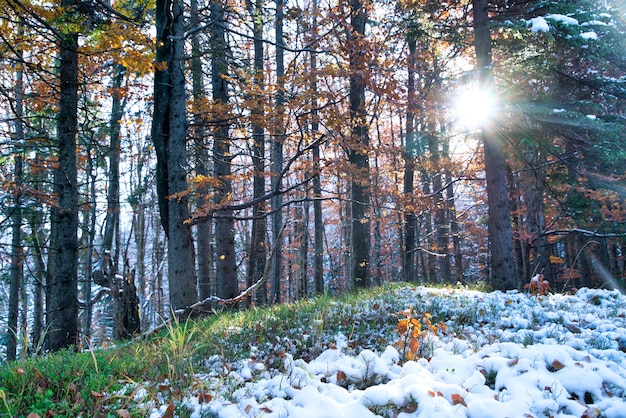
[145,285,626,418]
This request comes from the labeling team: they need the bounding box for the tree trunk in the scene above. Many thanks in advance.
[246,0,268,306]
[271,0,285,304]
[191,0,214,302]
[152,0,171,235]
[348,0,371,288]
[83,143,97,341]
[472,0,518,290]
[403,37,417,283]
[421,171,436,282]
[310,1,324,294]
[7,53,24,360]
[442,136,464,282]
[103,67,125,271]
[47,6,80,351]
[151,0,198,310]
[211,0,238,300]
[29,218,46,354]
[429,120,451,282]
[167,0,198,309]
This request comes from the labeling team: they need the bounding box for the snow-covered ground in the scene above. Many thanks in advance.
[145,285,626,418]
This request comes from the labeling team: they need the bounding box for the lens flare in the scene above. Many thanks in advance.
[454,87,496,130]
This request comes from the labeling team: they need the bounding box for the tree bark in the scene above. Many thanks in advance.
[310,0,324,295]
[103,66,126,272]
[167,0,198,309]
[246,0,268,306]
[47,6,79,350]
[7,47,24,360]
[348,0,371,288]
[191,0,214,302]
[403,37,418,283]
[151,0,198,310]
[472,0,518,290]
[271,0,285,304]
[211,0,238,300]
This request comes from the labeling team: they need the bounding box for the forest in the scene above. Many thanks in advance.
[0,0,624,362]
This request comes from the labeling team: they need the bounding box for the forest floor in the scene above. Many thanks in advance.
[2,282,626,417]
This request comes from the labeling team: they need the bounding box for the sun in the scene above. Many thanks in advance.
[453,86,496,130]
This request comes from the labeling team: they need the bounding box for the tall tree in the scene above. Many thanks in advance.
[348,0,371,287]
[472,0,518,290]
[47,0,80,351]
[190,0,214,302]
[245,0,268,306]
[270,0,285,304]
[152,0,198,310]
[211,0,238,300]
[168,0,197,309]
[7,26,24,360]
[310,0,324,295]
[403,36,418,283]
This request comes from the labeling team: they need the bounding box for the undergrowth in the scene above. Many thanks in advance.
[0,282,486,416]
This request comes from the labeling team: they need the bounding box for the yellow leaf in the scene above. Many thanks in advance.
[397,319,408,335]
[550,255,565,264]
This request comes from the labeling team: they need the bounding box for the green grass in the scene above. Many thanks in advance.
[0,282,473,417]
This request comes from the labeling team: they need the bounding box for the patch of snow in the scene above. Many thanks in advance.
[582,20,609,26]
[587,114,597,119]
[546,14,580,25]
[581,31,599,40]
[528,16,550,32]
[131,286,626,417]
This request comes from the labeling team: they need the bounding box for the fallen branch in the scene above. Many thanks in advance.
[140,224,286,339]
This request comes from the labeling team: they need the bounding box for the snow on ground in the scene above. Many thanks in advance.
[146,286,626,418]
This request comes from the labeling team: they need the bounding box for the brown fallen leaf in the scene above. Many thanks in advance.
[161,404,175,418]
[451,393,467,407]
[116,410,131,418]
[91,390,104,399]
[581,406,601,418]
[550,360,565,371]
[198,392,213,404]
[337,370,347,383]
[402,402,418,413]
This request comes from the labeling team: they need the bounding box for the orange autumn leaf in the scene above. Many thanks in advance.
[451,393,467,407]
[397,319,409,335]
